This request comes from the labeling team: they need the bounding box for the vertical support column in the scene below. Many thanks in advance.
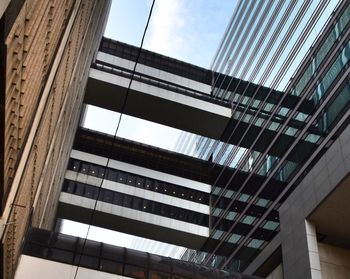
[280,215,321,279]
[305,220,322,278]
[0,10,6,213]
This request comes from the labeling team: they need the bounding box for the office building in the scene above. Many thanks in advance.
[191,0,350,278]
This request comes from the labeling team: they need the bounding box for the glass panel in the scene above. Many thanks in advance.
[238,194,250,202]
[228,234,241,244]
[247,239,264,249]
[226,211,237,220]
[317,81,350,131]
[256,198,269,207]
[311,40,350,103]
[305,133,321,143]
[242,215,256,225]
[49,248,74,263]
[212,230,224,240]
[263,221,279,230]
[25,243,49,258]
[149,271,171,279]
[99,259,123,274]
[75,255,99,269]
[124,265,147,279]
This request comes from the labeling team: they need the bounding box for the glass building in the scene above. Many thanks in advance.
[189,0,350,276]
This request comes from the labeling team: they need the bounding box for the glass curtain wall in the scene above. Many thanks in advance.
[191,0,350,272]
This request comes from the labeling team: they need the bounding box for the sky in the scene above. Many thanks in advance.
[104,0,237,68]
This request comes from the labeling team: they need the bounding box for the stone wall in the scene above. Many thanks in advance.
[318,243,350,279]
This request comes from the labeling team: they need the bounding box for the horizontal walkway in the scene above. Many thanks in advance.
[85,67,231,139]
[20,228,261,279]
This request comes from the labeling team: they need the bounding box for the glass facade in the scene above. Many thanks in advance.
[192,0,350,272]
[67,158,210,205]
[24,228,259,279]
[62,179,209,227]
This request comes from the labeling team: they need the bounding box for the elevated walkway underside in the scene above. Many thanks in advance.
[20,228,261,279]
[57,192,209,250]
[85,67,231,140]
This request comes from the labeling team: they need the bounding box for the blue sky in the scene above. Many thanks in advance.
[104,0,237,68]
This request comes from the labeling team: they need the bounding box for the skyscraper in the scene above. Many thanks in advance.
[193,0,350,278]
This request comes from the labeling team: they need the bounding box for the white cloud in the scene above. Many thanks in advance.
[83,106,181,151]
[143,0,237,68]
[118,115,181,150]
[145,0,191,59]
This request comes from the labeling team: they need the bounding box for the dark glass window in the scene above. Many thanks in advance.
[66,158,209,205]
[132,196,142,210]
[49,248,74,263]
[106,169,117,181]
[149,271,171,279]
[63,180,76,193]
[136,176,145,188]
[51,234,76,252]
[101,189,113,204]
[99,259,123,274]
[124,265,147,279]
[85,185,97,199]
[25,243,48,258]
[75,182,85,196]
[89,165,99,177]
[68,159,80,172]
[80,163,89,174]
[127,174,136,186]
[75,255,99,269]
[118,172,127,183]
[113,192,123,205]
[123,195,132,207]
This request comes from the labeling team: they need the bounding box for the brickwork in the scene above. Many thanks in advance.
[1,0,110,278]
[4,0,75,200]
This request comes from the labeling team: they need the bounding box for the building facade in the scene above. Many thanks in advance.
[193,0,350,278]
[0,0,111,278]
